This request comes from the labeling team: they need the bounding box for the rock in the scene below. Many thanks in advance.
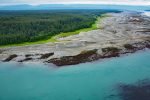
[47,49,99,66]
[25,54,33,57]
[102,47,120,53]
[123,44,135,50]
[47,42,150,66]
[47,48,121,66]
[146,44,150,48]
[39,53,54,59]
[3,54,17,62]
[18,58,33,62]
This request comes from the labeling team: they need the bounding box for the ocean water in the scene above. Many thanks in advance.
[0,49,150,100]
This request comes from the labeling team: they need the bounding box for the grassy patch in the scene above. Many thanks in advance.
[97,14,111,29]
[53,14,109,39]
[54,23,97,39]
[0,37,58,48]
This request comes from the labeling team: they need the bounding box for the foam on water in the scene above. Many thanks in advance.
[143,11,150,17]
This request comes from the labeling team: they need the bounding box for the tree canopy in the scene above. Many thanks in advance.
[0,10,120,45]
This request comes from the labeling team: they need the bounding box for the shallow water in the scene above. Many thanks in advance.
[0,49,150,100]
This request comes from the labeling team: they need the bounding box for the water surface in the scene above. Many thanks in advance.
[0,50,150,100]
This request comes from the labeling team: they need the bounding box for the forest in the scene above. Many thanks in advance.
[0,10,120,45]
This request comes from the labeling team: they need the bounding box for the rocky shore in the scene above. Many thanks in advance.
[47,41,150,66]
[0,12,150,66]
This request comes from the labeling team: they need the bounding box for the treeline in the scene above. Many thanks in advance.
[0,10,120,45]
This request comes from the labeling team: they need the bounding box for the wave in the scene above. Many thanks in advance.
[143,11,150,17]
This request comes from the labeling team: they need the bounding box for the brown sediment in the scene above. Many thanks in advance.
[3,54,17,62]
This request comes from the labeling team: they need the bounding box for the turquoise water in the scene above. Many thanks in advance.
[0,49,150,100]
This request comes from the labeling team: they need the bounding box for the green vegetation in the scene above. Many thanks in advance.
[54,20,98,39]
[0,10,120,46]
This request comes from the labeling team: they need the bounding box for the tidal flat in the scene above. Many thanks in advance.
[0,11,150,66]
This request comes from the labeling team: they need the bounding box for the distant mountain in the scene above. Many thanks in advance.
[0,4,33,10]
[0,4,149,11]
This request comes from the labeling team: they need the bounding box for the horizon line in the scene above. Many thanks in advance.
[0,2,150,6]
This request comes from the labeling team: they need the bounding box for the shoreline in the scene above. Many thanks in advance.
[0,11,150,66]
[46,42,150,66]
[1,48,150,67]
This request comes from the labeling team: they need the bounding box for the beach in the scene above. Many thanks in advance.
[0,11,150,66]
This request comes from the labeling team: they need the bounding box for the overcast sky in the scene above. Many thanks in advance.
[0,0,150,5]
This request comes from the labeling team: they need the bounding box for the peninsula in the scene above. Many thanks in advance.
[0,12,150,66]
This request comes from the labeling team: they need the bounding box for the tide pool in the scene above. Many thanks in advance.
[0,49,150,100]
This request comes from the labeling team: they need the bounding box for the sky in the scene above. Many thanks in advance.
[0,0,150,6]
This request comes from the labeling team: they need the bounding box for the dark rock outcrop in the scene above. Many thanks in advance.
[25,54,33,57]
[101,47,120,58]
[47,48,121,66]
[47,49,99,66]
[18,58,33,62]
[39,53,54,59]
[2,40,150,66]
[3,54,17,62]
[124,44,135,50]
[47,41,150,66]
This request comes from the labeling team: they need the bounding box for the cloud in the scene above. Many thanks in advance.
[0,0,150,5]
